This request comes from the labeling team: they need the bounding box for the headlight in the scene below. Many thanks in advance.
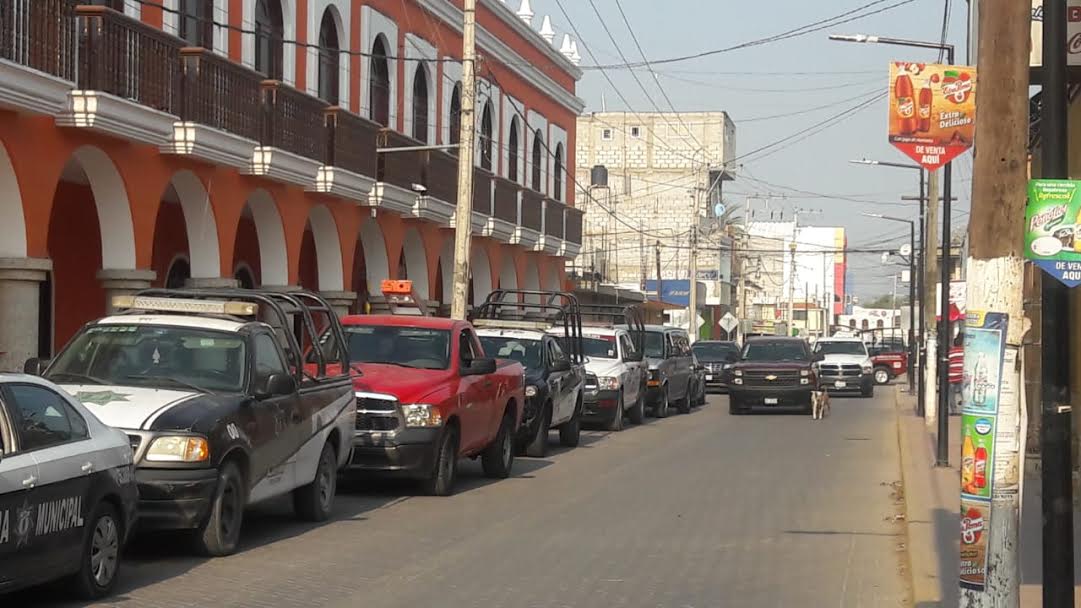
[145,436,209,463]
[733,369,743,377]
[733,378,743,385]
[599,376,620,390]
[862,363,873,373]
[800,378,810,385]
[800,369,810,377]
[402,403,443,428]
[525,385,538,397]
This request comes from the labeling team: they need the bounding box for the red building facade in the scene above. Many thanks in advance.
[0,0,584,370]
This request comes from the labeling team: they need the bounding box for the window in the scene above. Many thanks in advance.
[618,334,635,360]
[508,117,520,182]
[412,64,429,142]
[478,336,541,369]
[317,10,340,104]
[630,126,641,138]
[370,36,391,126]
[741,340,809,362]
[8,384,88,451]
[582,336,618,359]
[178,0,213,48]
[548,338,567,362]
[793,310,808,321]
[448,83,462,146]
[345,326,451,370]
[480,102,494,171]
[643,331,665,358]
[553,143,564,201]
[601,128,613,140]
[814,341,868,357]
[531,130,544,192]
[459,330,476,362]
[254,0,284,79]
[253,333,288,378]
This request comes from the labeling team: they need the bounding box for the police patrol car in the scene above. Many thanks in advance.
[24,289,356,557]
[0,374,137,598]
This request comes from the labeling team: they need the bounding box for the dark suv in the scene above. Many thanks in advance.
[625,325,695,417]
[692,340,741,392]
[726,337,820,415]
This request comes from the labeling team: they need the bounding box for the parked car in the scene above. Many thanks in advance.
[576,304,648,431]
[25,289,357,557]
[0,374,138,598]
[812,337,875,397]
[726,336,820,415]
[474,289,586,457]
[867,342,909,385]
[691,340,741,392]
[342,281,525,496]
[626,325,695,417]
[688,354,708,406]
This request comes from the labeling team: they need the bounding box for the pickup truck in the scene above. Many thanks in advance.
[340,285,525,496]
[868,343,908,385]
[726,336,820,415]
[24,289,356,557]
[473,289,586,457]
[577,304,647,431]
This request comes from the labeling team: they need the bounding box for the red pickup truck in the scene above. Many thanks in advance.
[339,314,526,495]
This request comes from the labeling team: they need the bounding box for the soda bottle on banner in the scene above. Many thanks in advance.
[974,445,987,489]
[917,85,933,132]
[962,435,976,489]
[894,73,917,135]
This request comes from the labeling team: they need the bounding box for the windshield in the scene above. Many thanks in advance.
[815,341,868,356]
[742,340,809,362]
[582,337,618,359]
[345,326,450,370]
[693,342,739,360]
[47,324,246,392]
[478,336,542,369]
[643,331,665,358]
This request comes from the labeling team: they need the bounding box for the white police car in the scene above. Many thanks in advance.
[0,374,137,598]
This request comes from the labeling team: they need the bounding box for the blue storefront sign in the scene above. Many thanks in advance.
[644,280,706,307]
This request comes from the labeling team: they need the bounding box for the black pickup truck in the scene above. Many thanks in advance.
[725,336,822,415]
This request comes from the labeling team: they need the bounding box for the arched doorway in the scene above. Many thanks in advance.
[412,63,430,142]
[255,0,284,79]
[232,189,288,288]
[317,8,340,104]
[369,35,391,126]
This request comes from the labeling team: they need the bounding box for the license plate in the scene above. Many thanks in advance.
[834,381,847,388]
[706,374,713,381]
[764,397,778,405]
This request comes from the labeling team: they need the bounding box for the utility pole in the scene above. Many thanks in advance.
[689,226,698,340]
[959,0,1028,603]
[787,242,796,337]
[449,0,477,320]
[655,240,662,305]
[924,169,940,431]
[1040,0,1077,604]
[639,227,646,290]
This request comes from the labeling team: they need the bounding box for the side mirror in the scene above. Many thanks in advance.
[23,358,49,376]
[550,359,571,373]
[256,373,297,399]
[462,357,497,376]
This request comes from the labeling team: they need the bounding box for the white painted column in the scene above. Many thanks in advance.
[320,290,357,317]
[98,269,157,315]
[0,258,51,372]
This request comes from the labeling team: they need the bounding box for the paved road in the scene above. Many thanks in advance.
[17,390,909,608]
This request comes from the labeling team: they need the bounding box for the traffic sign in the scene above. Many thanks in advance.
[720,313,739,333]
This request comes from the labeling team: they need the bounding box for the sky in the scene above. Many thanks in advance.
[528,0,974,299]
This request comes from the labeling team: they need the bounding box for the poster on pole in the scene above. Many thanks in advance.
[961,414,995,500]
[888,62,976,171]
[961,311,1008,416]
[959,499,992,590]
[1025,179,1081,287]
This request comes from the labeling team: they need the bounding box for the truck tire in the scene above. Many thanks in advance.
[862,383,875,398]
[525,402,551,458]
[559,399,582,447]
[606,395,624,432]
[70,501,121,599]
[193,460,245,556]
[422,426,459,496]
[655,387,670,419]
[293,442,337,522]
[482,410,515,478]
[874,366,891,385]
[677,384,692,414]
[728,398,744,415]
[628,384,645,425]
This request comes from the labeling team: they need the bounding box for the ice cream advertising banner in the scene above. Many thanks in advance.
[960,499,992,590]
[888,62,976,171]
[961,414,996,500]
[1025,179,1081,287]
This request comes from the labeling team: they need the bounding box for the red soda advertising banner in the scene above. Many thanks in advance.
[959,499,991,590]
[888,62,976,171]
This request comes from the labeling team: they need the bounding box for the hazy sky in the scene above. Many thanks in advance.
[530,0,973,298]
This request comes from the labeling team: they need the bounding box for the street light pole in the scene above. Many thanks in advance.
[862,211,916,394]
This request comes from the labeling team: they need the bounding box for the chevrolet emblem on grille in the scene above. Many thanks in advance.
[765,374,777,381]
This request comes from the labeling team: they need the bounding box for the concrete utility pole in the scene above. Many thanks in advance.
[924,169,940,430]
[787,242,796,337]
[1039,0,1077,604]
[960,0,1029,603]
[449,0,477,320]
[689,227,698,340]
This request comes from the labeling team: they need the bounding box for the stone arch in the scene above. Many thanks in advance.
[243,189,289,286]
[400,227,430,298]
[308,204,344,291]
[359,216,390,293]
[498,254,517,291]
[0,140,26,257]
[543,261,561,292]
[168,170,220,279]
[470,245,492,306]
[522,257,540,293]
[67,146,137,270]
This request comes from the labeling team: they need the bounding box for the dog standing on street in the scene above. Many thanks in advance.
[811,390,831,420]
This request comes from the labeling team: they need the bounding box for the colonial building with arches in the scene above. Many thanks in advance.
[0,0,585,370]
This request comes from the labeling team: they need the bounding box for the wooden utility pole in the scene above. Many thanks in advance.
[924,169,940,427]
[960,0,1029,603]
[449,0,477,320]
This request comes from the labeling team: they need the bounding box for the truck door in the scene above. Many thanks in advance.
[0,392,42,590]
[545,338,575,424]
[247,332,300,496]
[456,329,490,454]
[618,333,641,405]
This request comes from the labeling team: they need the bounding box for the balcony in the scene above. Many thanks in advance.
[311,107,380,202]
[513,189,543,248]
[0,0,79,114]
[565,206,584,256]
[534,198,565,254]
[486,176,520,242]
[243,80,327,184]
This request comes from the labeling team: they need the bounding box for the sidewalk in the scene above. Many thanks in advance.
[895,387,1081,606]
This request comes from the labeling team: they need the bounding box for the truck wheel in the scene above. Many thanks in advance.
[193,460,245,556]
[482,410,516,478]
[606,395,624,432]
[559,400,582,447]
[655,387,670,419]
[525,402,551,458]
[422,426,459,496]
[874,367,891,385]
[728,398,744,415]
[862,383,875,398]
[628,385,645,425]
[677,387,692,414]
[70,501,121,599]
[293,442,337,522]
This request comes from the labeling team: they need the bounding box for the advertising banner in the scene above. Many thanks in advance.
[1030,0,1081,68]
[1025,179,1081,287]
[961,311,1008,416]
[961,414,995,500]
[960,499,992,590]
[888,62,976,171]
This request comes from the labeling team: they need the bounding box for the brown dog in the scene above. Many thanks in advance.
[811,390,831,420]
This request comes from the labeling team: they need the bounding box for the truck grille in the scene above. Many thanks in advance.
[819,364,862,377]
[742,370,800,387]
[704,362,726,373]
[355,396,400,432]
